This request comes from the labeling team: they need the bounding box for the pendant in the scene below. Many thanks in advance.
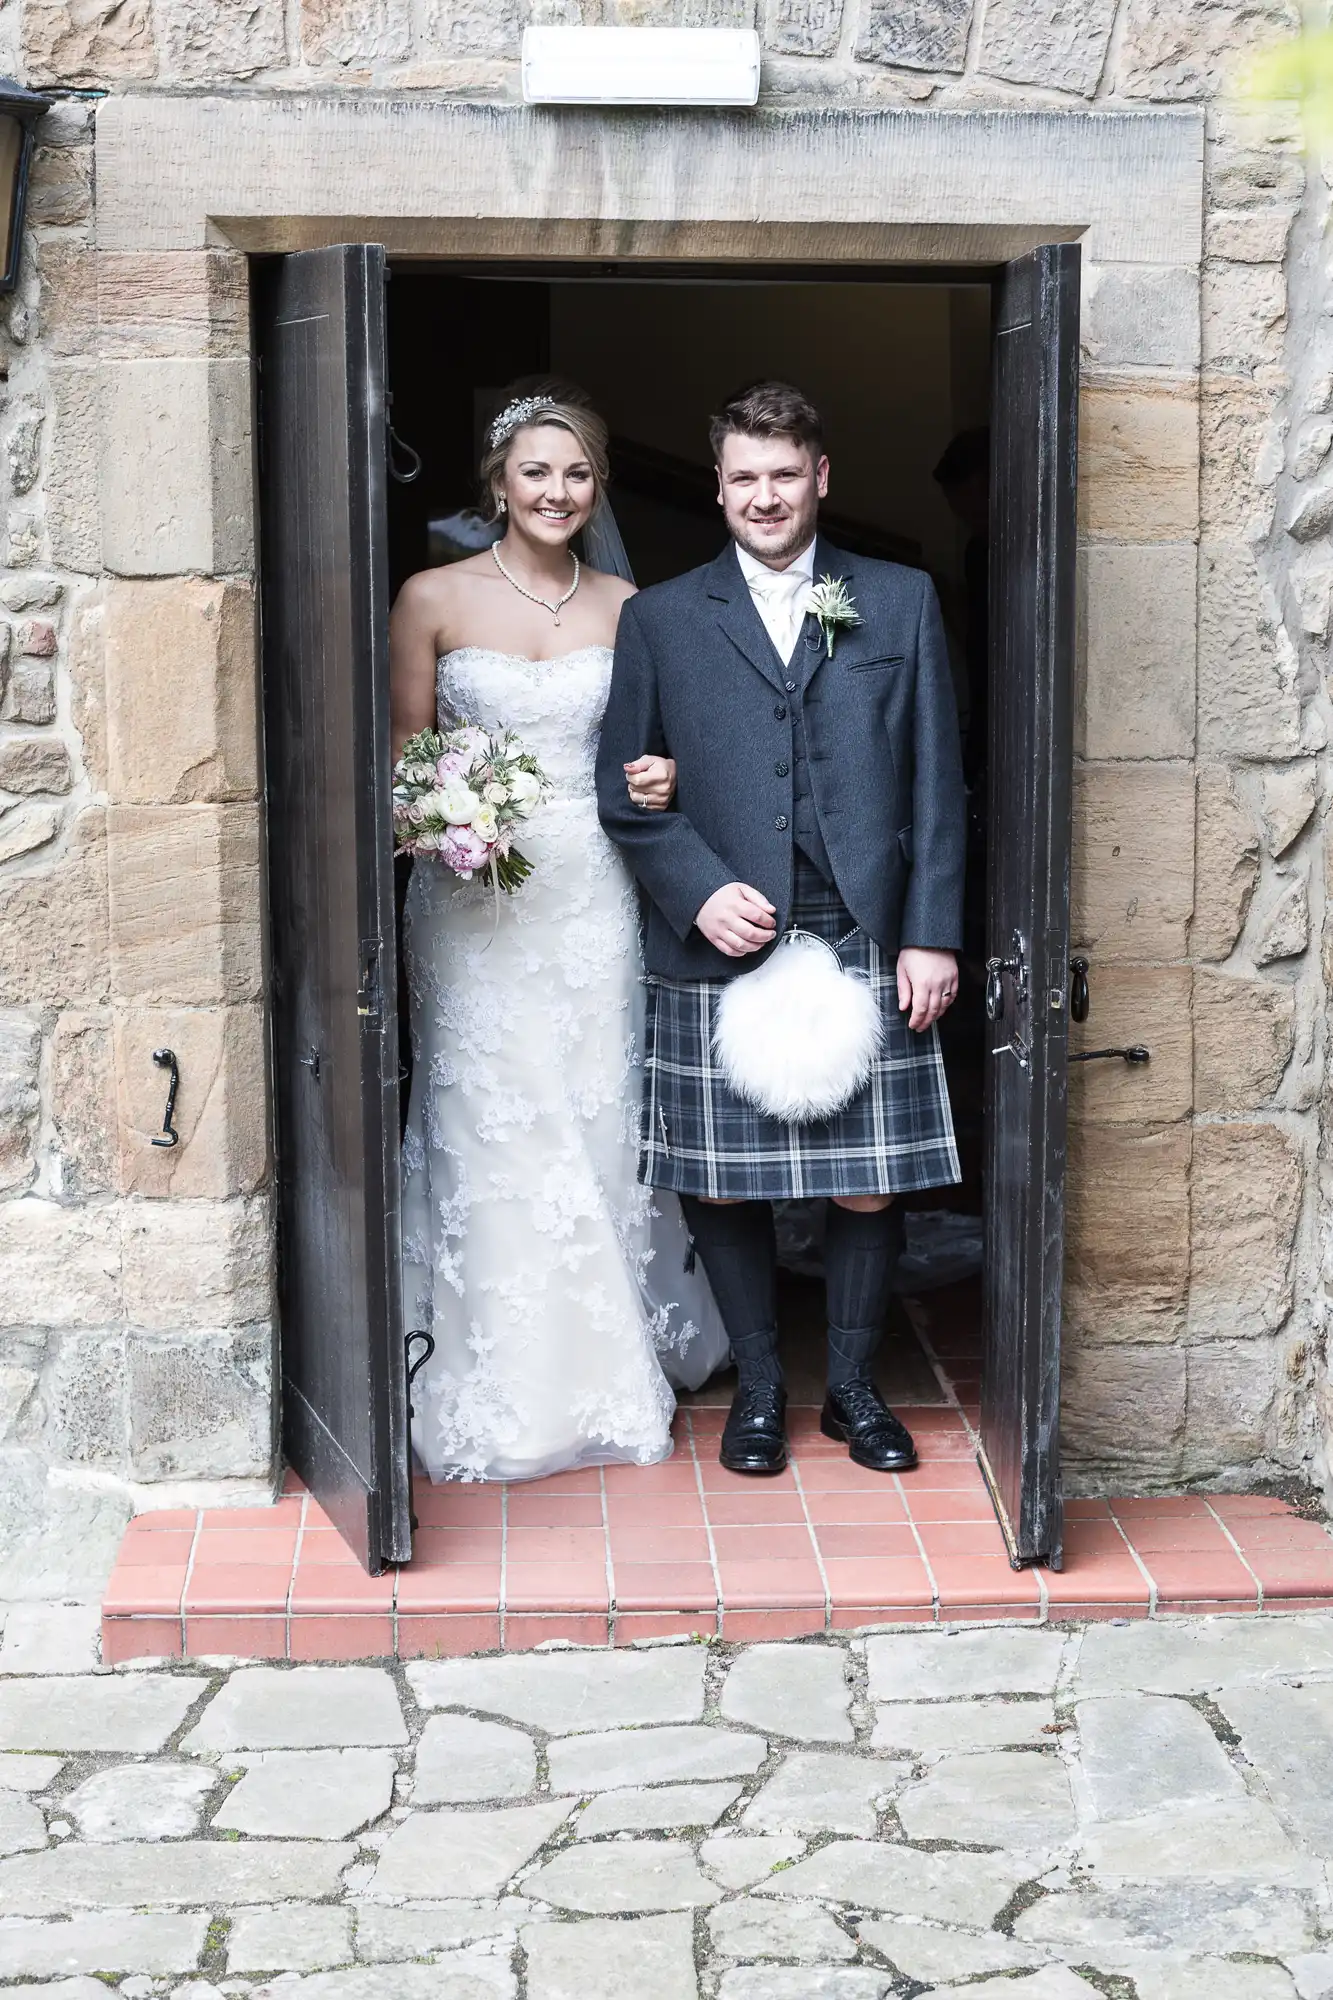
[553,616,561,627]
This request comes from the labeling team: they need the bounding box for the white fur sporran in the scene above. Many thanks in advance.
[712,929,884,1124]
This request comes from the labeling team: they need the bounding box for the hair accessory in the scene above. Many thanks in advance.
[487,396,556,450]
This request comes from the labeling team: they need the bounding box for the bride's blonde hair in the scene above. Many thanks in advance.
[480,377,610,522]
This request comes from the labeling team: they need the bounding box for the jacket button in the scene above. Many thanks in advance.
[774,704,787,720]
[784,679,797,693]
[775,762,789,777]
[775,815,788,831]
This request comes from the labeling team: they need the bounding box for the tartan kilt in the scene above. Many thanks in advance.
[639,852,962,1201]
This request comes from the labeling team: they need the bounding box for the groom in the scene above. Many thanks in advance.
[596,381,966,1477]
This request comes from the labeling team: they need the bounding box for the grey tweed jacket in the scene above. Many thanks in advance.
[595,535,966,982]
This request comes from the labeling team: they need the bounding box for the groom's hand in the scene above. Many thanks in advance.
[696,884,778,958]
[897,948,959,1031]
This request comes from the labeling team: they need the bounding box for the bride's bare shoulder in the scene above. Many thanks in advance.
[582,568,637,609]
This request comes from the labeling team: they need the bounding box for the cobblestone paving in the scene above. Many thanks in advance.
[4,1612,1333,1996]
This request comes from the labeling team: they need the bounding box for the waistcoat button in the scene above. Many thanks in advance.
[784,679,797,693]
[775,815,788,831]
[775,762,789,777]
[774,704,787,720]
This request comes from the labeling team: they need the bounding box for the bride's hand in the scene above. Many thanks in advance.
[624,754,677,812]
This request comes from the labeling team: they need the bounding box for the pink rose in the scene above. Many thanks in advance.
[436,752,468,784]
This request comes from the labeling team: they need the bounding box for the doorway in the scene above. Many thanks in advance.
[385,265,992,1416]
[254,245,1077,1578]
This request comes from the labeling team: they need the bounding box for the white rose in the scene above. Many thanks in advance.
[439,781,478,825]
[509,769,541,808]
[483,780,508,806]
[472,803,499,843]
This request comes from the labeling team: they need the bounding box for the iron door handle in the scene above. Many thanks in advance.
[1069,956,1090,1023]
[1069,1045,1150,1065]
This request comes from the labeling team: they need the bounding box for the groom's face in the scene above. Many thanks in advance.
[716,431,830,569]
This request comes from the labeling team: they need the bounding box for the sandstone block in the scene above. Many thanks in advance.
[106,804,263,1004]
[1080,543,1196,760]
[1082,265,1199,371]
[1201,381,1282,542]
[0,810,108,1007]
[299,0,411,63]
[1193,972,1294,1113]
[0,737,71,796]
[105,579,258,805]
[120,1195,273,1329]
[46,365,101,575]
[32,1330,128,1470]
[101,359,253,578]
[855,0,973,71]
[0,1200,121,1331]
[37,242,96,360]
[114,1006,268,1198]
[1079,381,1198,540]
[27,141,93,228]
[0,808,58,865]
[67,597,105,792]
[1068,966,1192,1125]
[1206,209,1297,262]
[1193,768,1259,962]
[1,663,54,731]
[1203,261,1286,375]
[96,252,249,360]
[23,0,156,86]
[50,1010,116,1197]
[1117,0,1300,101]
[1208,147,1304,215]
[126,1325,274,1480]
[1261,764,1318,856]
[157,0,284,79]
[1064,1123,1190,1344]
[1061,1340,1186,1486]
[977,0,1115,92]
[764,0,843,55]
[414,0,524,58]
[1071,763,1194,963]
[1181,1340,1280,1478]
[1252,872,1310,965]
[1198,543,1300,760]
[17,624,55,659]
[0,1014,39,1193]
[1187,1121,1302,1340]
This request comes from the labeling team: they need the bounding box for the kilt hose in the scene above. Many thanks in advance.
[639,852,961,1201]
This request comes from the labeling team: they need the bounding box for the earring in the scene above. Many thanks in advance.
[497,495,507,514]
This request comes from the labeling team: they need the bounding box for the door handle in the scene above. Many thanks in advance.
[1069,956,1090,1023]
[299,1046,321,1081]
[992,1038,1031,1072]
[1069,1045,1150,1065]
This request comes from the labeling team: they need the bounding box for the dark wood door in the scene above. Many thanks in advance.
[256,244,410,1573]
[978,244,1080,1569]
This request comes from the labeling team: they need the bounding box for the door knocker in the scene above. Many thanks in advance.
[150,1048,180,1149]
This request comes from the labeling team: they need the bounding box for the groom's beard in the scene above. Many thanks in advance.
[731,511,816,570]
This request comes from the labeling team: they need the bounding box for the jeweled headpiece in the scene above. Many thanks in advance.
[487,396,558,450]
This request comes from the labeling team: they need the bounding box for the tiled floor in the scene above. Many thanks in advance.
[102,1277,1333,1663]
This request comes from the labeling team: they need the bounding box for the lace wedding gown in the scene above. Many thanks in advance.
[400,643,729,1483]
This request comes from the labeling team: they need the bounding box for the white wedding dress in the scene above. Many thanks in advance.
[400,643,729,1483]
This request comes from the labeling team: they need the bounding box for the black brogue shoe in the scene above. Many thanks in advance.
[719,1382,788,1477]
[820,1380,918,1473]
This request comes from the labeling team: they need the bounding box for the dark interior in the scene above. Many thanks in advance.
[384,263,992,1399]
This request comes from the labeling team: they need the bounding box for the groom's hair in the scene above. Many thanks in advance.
[709,381,824,464]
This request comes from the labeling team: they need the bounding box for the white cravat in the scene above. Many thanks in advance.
[736,540,816,665]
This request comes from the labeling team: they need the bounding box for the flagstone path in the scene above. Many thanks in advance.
[3,1610,1333,1998]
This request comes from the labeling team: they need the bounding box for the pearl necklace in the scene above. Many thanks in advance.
[491,544,581,626]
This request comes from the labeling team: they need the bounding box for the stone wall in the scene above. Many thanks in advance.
[0,0,1326,1516]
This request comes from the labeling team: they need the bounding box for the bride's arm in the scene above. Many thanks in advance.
[389,572,444,760]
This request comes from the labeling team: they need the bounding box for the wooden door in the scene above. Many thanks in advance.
[256,244,410,1573]
[978,244,1080,1569]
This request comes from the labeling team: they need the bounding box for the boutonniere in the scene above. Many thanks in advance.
[807,575,862,658]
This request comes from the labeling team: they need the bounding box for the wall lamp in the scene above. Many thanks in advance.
[0,80,51,294]
[521,26,761,107]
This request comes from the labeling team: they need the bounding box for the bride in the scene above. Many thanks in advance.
[390,381,727,1482]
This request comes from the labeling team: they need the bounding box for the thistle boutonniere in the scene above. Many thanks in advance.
[807,575,862,658]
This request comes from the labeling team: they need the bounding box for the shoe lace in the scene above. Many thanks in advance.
[836,1380,895,1429]
[739,1382,785,1420]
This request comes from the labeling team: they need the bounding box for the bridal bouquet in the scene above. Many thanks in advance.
[392,723,548,893]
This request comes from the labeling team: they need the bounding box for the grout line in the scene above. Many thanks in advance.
[897,1473,941,1623]
[285,1491,308,1663]
[901,1301,968,1415]
[1204,1499,1265,1611]
[686,1411,724,1639]
[600,1465,616,1642]
[1106,1505,1158,1616]
[498,1483,508,1652]
[789,1452,832,1632]
[178,1508,204,1660]
[1033,1559,1050,1625]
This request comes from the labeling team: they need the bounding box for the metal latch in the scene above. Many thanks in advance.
[357,938,383,1023]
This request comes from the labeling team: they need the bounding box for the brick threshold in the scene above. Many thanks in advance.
[102,1400,1333,1663]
